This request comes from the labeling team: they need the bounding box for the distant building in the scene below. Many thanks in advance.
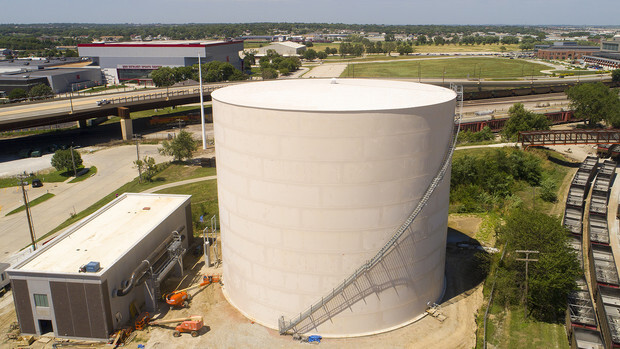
[255,41,306,57]
[536,42,599,60]
[0,58,101,94]
[0,48,14,59]
[78,40,243,84]
[584,35,620,69]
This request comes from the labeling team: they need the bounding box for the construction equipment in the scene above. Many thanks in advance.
[164,274,221,307]
[5,322,20,340]
[426,302,447,322]
[134,312,204,337]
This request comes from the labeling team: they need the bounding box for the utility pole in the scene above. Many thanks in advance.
[442,67,446,84]
[418,63,421,82]
[70,146,77,177]
[134,134,142,183]
[18,176,37,251]
[69,88,74,114]
[516,250,539,318]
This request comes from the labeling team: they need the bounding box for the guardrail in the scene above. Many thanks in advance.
[102,85,223,106]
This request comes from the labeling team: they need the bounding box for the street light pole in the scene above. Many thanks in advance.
[198,54,207,150]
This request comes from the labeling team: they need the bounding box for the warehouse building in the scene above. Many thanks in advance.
[584,35,620,69]
[78,40,243,84]
[536,42,600,60]
[0,67,103,94]
[7,193,193,340]
[254,41,306,57]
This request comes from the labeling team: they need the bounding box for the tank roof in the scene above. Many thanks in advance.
[212,79,456,112]
[14,193,190,275]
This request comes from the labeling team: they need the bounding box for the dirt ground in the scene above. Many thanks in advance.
[0,235,485,349]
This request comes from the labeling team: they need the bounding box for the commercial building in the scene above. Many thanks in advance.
[536,42,600,60]
[254,41,306,56]
[78,40,244,84]
[7,193,193,340]
[0,67,103,94]
[584,35,620,69]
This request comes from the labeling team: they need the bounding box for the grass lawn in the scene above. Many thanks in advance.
[42,164,216,240]
[84,84,127,93]
[69,166,97,183]
[0,168,77,188]
[551,70,601,76]
[155,180,218,235]
[102,105,210,125]
[485,306,568,349]
[341,57,550,79]
[6,193,55,216]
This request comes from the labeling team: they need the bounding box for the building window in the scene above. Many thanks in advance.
[34,294,49,307]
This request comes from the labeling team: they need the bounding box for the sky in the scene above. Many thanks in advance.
[0,0,618,26]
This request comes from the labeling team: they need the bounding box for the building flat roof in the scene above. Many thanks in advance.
[212,79,456,112]
[16,193,190,275]
[79,40,242,48]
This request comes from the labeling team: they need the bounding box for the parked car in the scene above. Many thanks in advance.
[32,179,43,188]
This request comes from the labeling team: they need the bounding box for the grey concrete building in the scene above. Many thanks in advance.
[584,35,620,69]
[0,67,103,94]
[78,40,244,84]
[7,193,193,340]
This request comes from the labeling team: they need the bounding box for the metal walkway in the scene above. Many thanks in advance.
[278,84,463,335]
[519,129,620,148]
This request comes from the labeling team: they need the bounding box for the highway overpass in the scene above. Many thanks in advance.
[0,84,225,138]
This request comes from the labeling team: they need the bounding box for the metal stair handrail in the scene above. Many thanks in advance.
[278,85,463,334]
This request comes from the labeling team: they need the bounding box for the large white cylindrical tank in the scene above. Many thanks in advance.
[212,79,456,336]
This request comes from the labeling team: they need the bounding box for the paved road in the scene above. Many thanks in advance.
[0,144,171,262]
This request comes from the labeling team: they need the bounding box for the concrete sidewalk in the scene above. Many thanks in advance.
[142,175,217,193]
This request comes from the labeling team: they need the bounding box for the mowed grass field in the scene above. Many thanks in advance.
[340,57,550,79]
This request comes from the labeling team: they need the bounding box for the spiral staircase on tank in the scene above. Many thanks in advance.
[278,84,464,335]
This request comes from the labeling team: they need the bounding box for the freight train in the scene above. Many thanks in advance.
[460,110,575,133]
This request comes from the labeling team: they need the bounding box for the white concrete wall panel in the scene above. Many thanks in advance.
[212,79,456,336]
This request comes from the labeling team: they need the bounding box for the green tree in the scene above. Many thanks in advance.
[303,48,317,61]
[502,103,550,141]
[199,61,246,82]
[539,177,557,202]
[612,69,620,84]
[8,88,27,100]
[150,67,176,95]
[565,82,620,127]
[317,51,327,60]
[496,209,580,321]
[29,83,53,98]
[158,130,198,162]
[134,156,157,182]
[51,148,83,173]
[261,67,278,80]
[64,50,78,57]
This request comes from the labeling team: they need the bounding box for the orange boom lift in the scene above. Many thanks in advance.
[164,274,221,307]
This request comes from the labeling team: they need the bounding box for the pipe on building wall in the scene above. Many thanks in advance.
[115,233,177,297]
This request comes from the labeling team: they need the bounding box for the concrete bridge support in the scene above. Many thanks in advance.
[118,107,133,140]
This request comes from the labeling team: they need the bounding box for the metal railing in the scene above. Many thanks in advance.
[103,85,223,106]
[278,85,463,335]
